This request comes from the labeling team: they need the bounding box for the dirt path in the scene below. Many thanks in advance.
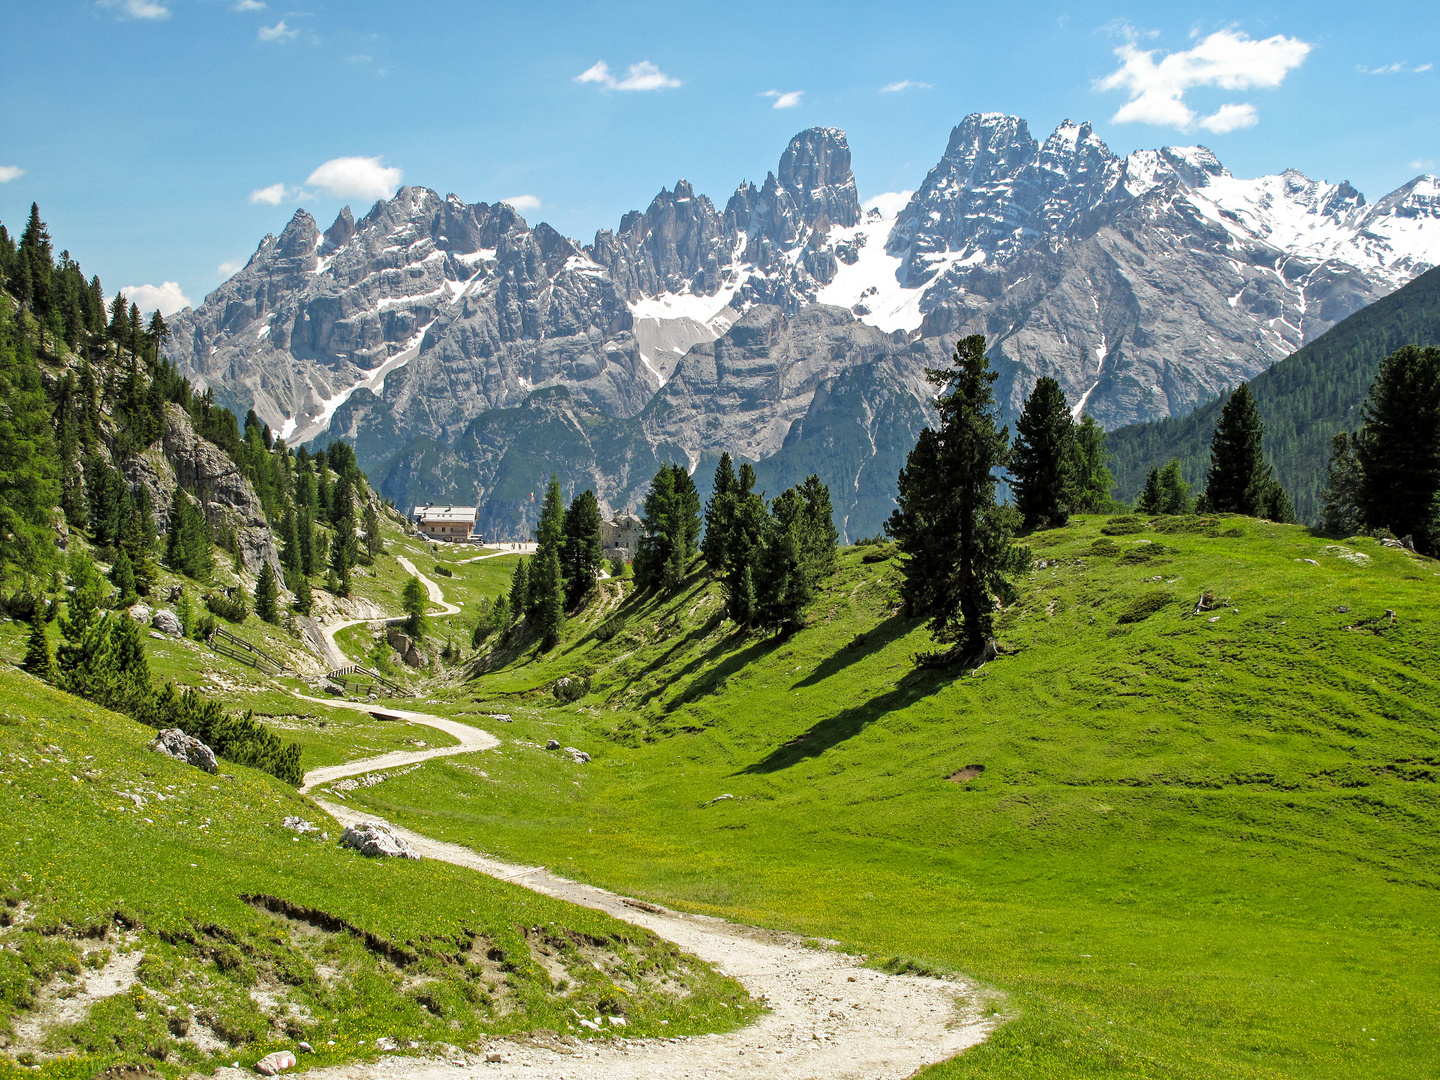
[396,554,461,615]
[296,552,999,1077]
[294,694,499,793]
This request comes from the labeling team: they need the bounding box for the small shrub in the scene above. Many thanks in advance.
[1085,538,1121,557]
[594,614,627,642]
[1117,590,1174,624]
[553,675,590,703]
[1101,516,1148,536]
[205,589,249,624]
[861,543,898,563]
[1119,542,1176,565]
[433,564,454,578]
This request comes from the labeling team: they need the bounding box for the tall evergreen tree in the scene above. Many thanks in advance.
[634,464,703,591]
[1201,383,1289,517]
[289,570,313,616]
[886,335,1027,660]
[56,552,114,700]
[721,464,768,624]
[1010,377,1075,529]
[508,558,529,624]
[255,561,280,624]
[1137,459,1195,515]
[560,489,604,609]
[110,548,138,607]
[1354,345,1440,546]
[402,576,428,639]
[22,612,55,683]
[527,475,567,636]
[1320,432,1364,538]
[363,501,384,559]
[701,452,738,572]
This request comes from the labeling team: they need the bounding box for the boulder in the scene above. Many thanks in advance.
[564,747,591,764]
[403,644,426,668]
[151,608,184,636]
[340,822,419,859]
[255,1050,297,1075]
[545,739,560,750]
[127,603,153,624]
[150,728,218,774]
[386,627,411,654]
[282,816,318,833]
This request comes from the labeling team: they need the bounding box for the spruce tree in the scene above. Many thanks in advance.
[110,549,137,607]
[634,467,677,591]
[402,576,428,639]
[560,489,604,609]
[1137,459,1194,515]
[796,474,838,582]
[255,561,280,624]
[701,452,738,572]
[721,464,768,624]
[22,612,55,682]
[1320,432,1363,537]
[886,335,1027,659]
[56,552,114,699]
[289,570,313,615]
[1010,377,1075,529]
[363,502,384,559]
[1202,383,1273,516]
[754,489,813,631]
[508,558,529,624]
[1354,345,1440,546]
[527,475,567,633]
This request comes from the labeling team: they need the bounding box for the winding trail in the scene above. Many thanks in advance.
[297,562,999,1078]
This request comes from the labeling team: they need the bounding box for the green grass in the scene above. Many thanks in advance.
[0,669,757,1080]
[340,514,1440,1079]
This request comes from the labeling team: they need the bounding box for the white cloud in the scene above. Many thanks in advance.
[501,195,541,212]
[305,156,403,200]
[1096,27,1311,133]
[879,80,932,93]
[1411,159,1437,172]
[1359,60,1432,74]
[0,166,24,183]
[217,259,245,277]
[233,0,265,9]
[574,60,680,91]
[100,0,171,19]
[762,89,804,109]
[258,19,298,42]
[248,182,289,205]
[121,282,192,316]
[1196,102,1258,133]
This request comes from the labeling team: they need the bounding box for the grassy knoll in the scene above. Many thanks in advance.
[0,667,756,1080]
[342,515,1440,1079]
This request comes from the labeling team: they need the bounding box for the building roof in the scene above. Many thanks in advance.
[413,505,478,523]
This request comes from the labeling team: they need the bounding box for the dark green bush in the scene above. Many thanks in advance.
[594,614,627,642]
[1117,591,1174,624]
[1100,517,1148,536]
[1085,539,1122,557]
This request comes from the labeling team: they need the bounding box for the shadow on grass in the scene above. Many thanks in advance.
[661,628,788,714]
[737,664,957,775]
[791,613,913,690]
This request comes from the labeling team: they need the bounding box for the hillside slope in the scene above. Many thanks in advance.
[1106,264,1440,520]
[338,518,1440,1078]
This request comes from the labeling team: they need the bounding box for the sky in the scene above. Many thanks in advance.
[1,0,1436,315]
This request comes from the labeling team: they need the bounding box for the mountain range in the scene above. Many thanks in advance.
[163,114,1440,536]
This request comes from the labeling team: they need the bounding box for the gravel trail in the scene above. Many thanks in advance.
[294,564,999,1078]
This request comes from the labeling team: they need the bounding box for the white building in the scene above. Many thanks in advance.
[412,504,478,543]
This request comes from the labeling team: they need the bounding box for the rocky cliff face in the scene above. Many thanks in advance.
[163,116,1440,536]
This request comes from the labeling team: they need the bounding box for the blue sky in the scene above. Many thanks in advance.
[1,0,1435,314]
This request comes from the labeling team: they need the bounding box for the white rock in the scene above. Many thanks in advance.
[255,1050,296,1075]
[340,822,419,859]
[150,728,218,774]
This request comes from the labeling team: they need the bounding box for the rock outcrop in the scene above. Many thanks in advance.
[340,822,419,859]
[150,728,218,774]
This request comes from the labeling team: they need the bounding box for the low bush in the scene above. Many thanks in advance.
[205,589,249,624]
[594,614,628,642]
[1117,590,1174,624]
[1100,516,1148,536]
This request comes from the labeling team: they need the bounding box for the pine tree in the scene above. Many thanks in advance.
[1010,377,1075,529]
[1354,345,1440,546]
[754,489,813,631]
[298,505,316,576]
[255,561,280,624]
[289,570,313,615]
[721,464,768,624]
[56,552,114,699]
[508,558,529,624]
[701,452,738,572]
[402,575,427,639]
[634,467,677,591]
[110,549,138,607]
[886,335,1028,660]
[22,613,55,682]
[330,517,357,597]
[1320,432,1363,537]
[796,474,838,582]
[489,592,512,637]
[1137,459,1194,515]
[0,302,63,584]
[1202,384,1274,516]
[560,489,604,609]
[528,475,566,621]
[532,543,566,650]
[363,502,384,559]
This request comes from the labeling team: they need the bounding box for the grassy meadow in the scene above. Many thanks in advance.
[334,515,1440,1079]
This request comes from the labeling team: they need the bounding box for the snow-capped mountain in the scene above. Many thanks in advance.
[163,116,1439,533]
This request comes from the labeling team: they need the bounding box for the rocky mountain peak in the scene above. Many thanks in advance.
[776,126,861,229]
[322,206,356,253]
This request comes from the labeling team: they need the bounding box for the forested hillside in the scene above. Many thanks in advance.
[1106,265,1440,521]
